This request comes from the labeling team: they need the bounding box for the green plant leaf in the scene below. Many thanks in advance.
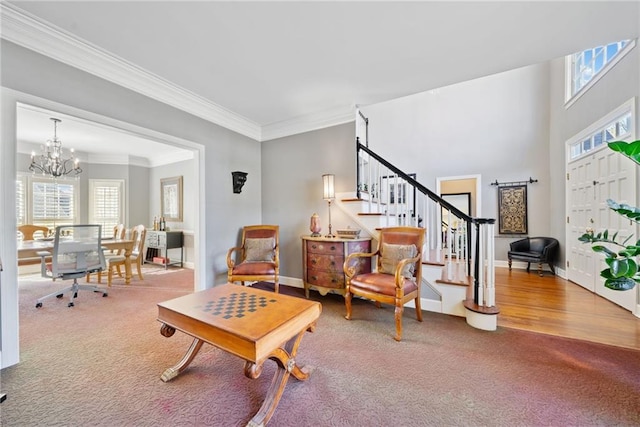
[592,245,617,257]
[603,276,637,291]
[608,140,640,164]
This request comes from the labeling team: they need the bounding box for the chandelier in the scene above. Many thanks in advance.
[29,118,82,178]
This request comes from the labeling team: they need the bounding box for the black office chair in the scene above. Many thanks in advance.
[36,224,108,308]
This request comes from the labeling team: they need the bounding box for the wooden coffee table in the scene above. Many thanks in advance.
[157,283,321,426]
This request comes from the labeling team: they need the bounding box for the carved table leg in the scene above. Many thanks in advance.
[246,322,315,427]
[160,336,205,382]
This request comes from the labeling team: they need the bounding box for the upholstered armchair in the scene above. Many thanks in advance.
[227,225,280,293]
[508,237,559,276]
[343,226,425,341]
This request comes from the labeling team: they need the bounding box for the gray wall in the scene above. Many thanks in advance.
[1,39,261,366]
[358,63,552,261]
[261,123,356,279]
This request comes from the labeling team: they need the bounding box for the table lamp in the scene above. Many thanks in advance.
[322,174,335,238]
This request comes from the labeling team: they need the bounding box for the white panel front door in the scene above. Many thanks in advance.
[567,146,638,311]
[567,154,596,291]
[593,147,638,311]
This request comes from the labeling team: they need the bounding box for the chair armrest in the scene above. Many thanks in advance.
[509,239,529,252]
[36,251,51,278]
[394,254,422,287]
[226,246,242,269]
[343,251,378,279]
[541,240,559,259]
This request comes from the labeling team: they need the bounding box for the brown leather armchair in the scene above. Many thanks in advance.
[227,225,280,293]
[508,237,559,276]
[343,226,425,341]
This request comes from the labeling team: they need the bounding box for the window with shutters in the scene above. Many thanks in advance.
[15,174,79,237]
[31,178,77,230]
[89,179,125,237]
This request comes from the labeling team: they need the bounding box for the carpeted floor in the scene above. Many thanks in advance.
[2,271,640,426]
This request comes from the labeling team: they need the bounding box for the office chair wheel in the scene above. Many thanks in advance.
[35,302,42,308]
[102,293,108,297]
[73,292,78,298]
[56,294,63,299]
[68,302,74,307]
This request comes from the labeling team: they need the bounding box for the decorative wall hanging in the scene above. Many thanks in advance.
[232,171,248,193]
[161,176,183,221]
[498,185,528,234]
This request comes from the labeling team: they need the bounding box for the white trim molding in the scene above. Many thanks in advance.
[1,3,355,142]
[1,2,261,140]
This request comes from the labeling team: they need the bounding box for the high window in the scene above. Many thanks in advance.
[568,98,635,161]
[89,179,125,237]
[566,39,635,105]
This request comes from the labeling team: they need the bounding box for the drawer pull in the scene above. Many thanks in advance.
[331,278,337,283]
[311,259,317,265]
[330,245,337,251]
[311,244,318,250]
[311,276,318,281]
[330,260,335,266]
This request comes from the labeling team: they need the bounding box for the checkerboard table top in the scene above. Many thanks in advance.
[157,284,321,360]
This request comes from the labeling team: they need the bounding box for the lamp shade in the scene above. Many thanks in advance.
[322,174,335,200]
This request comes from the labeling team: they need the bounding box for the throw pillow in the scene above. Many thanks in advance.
[379,243,417,278]
[245,237,275,262]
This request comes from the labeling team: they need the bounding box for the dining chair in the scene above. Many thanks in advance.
[35,224,108,308]
[226,225,280,293]
[87,224,126,283]
[18,224,50,241]
[105,224,146,286]
[343,226,425,341]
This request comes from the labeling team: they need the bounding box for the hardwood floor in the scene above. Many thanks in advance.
[495,267,640,350]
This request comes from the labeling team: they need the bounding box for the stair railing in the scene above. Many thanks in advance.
[356,138,497,311]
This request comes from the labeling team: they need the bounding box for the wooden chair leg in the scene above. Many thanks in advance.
[508,258,512,270]
[394,303,404,342]
[107,266,113,287]
[274,278,279,293]
[538,262,544,277]
[344,291,353,320]
[414,297,423,322]
[136,260,143,280]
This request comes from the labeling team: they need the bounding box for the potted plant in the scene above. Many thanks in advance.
[579,140,640,291]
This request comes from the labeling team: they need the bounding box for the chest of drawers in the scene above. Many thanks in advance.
[302,236,372,298]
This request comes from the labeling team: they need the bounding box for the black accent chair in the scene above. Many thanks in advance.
[508,237,559,277]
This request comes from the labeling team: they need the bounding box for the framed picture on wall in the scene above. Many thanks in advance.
[161,176,183,221]
[498,185,527,234]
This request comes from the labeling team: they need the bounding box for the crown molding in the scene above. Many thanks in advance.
[1,3,261,141]
[1,3,357,142]
[261,104,356,141]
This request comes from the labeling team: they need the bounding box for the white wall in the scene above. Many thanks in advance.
[359,63,552,260]
[548,44,639,267]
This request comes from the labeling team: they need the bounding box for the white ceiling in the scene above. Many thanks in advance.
[4,1,640,160]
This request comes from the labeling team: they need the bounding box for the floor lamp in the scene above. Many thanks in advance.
[322,174,336,238]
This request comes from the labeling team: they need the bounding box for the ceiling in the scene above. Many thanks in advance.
[4,1,640,160]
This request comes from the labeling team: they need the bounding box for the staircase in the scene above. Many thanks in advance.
[336,138,499,331]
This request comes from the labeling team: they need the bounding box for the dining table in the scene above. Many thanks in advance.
[17,238,136,284]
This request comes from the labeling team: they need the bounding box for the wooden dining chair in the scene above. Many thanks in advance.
[87,224,126,283]
[343,226,425,341]
[105,224,146,286]
[18,224,49,241]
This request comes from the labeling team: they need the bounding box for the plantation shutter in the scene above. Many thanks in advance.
[89,180,124,237]
[32,180,76,230]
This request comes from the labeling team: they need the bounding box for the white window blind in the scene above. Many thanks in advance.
[89,180,124,237]
[16,176,26,227]
[32,179,76,230]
